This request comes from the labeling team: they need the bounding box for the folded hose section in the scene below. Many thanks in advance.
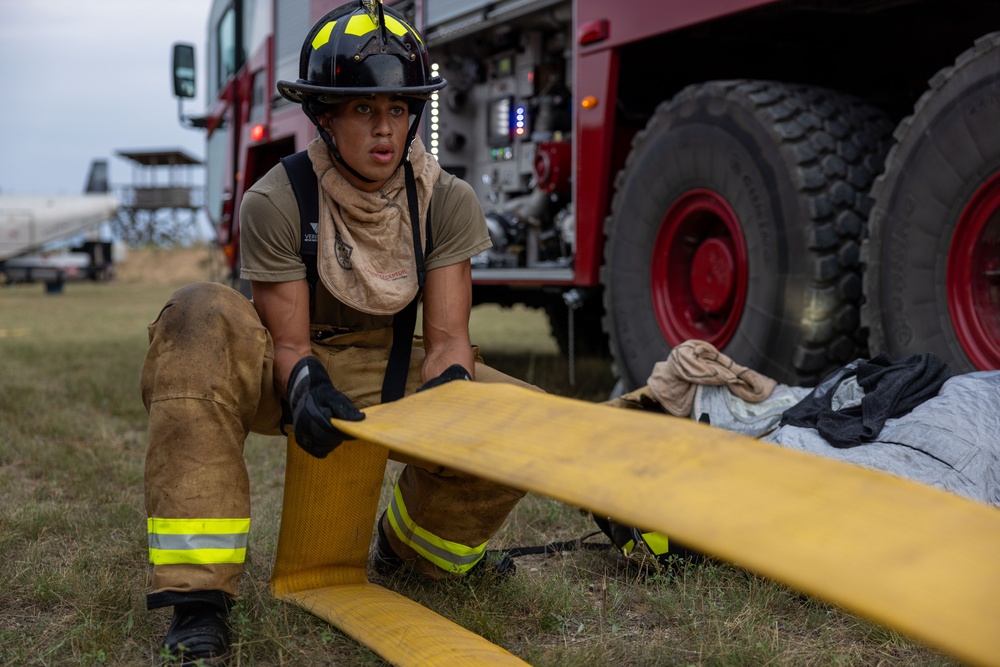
[311,382,1000,667]
[270,438,528,665]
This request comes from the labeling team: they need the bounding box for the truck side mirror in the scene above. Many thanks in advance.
[172,43,197,99]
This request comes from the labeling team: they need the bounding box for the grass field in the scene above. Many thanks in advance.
[0,249,957,666]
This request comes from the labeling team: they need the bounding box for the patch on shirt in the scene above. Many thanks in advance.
[335,230,354,270]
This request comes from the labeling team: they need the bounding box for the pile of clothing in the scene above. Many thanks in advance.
[610,340,1000,509]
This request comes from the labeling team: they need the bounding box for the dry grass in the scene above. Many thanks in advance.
[111,245,230,287]
[0,247,958,666]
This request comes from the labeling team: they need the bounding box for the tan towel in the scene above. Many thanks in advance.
[647,340,777,417]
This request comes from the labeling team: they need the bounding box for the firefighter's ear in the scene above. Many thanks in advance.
[316,111,336,134]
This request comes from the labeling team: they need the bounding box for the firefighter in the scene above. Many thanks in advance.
[141,1,531,661]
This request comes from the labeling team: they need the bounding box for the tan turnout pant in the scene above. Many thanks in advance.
[142,281,530,597]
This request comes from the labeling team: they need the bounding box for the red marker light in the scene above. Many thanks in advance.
[578,19,609,46]
[251,124,265,142]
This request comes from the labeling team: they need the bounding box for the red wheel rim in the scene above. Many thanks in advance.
[947,170,1000,369]
[651,189,748,347]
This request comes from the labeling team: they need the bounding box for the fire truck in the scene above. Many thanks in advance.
[173,0,999,390]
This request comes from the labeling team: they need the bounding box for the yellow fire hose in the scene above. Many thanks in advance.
[270,436,528,665]
[271,381,1000,667]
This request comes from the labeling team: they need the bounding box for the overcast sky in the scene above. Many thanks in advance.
[0,0,210,196]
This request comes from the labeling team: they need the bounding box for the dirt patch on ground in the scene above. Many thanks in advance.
[114,245,229,286]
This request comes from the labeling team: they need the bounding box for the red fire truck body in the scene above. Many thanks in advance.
[573,0,775,288]
[174,0,1000,389]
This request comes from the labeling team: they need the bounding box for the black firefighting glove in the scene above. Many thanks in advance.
[286,356,365,458]
[417,363,472,392]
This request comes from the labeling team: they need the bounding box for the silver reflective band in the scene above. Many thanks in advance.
[148,532,249,551]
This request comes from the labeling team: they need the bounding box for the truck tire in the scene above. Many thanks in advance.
[863,32,1000,373]
[601,80,893,389]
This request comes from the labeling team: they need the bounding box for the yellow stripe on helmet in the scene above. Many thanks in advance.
[385,16,417,40]
[312,21,337,50]
[344,14,412,38]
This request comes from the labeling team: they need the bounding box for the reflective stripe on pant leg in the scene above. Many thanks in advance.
[148,517,250,565]
[386,484,487,574]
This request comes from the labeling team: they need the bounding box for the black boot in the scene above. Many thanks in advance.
[372,514,406,577]
[467,549,517,579]
[149,590,231,665]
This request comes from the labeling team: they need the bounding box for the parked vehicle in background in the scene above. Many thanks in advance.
[174,0,1000,389]
[0,159,119,292]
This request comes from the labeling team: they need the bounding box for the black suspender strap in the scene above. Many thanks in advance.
[381,160,428,403]
[383,297,420,403]
[404,159,427,291]
[279,151,320,291]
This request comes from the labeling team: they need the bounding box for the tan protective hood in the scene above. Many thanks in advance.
[308,136,441,315]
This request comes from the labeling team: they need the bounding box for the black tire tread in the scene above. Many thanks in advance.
[602,80,893,387]
[862,31,1000,357]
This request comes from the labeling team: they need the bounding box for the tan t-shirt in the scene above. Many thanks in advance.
[239,161,492,329]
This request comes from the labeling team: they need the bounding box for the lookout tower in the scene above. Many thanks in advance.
[114,148,204,246]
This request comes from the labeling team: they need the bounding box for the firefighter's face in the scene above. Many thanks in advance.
[319,94,411,192]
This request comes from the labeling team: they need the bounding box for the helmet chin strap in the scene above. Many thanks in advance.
[303,101,427,186]
[302,104,377,184]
